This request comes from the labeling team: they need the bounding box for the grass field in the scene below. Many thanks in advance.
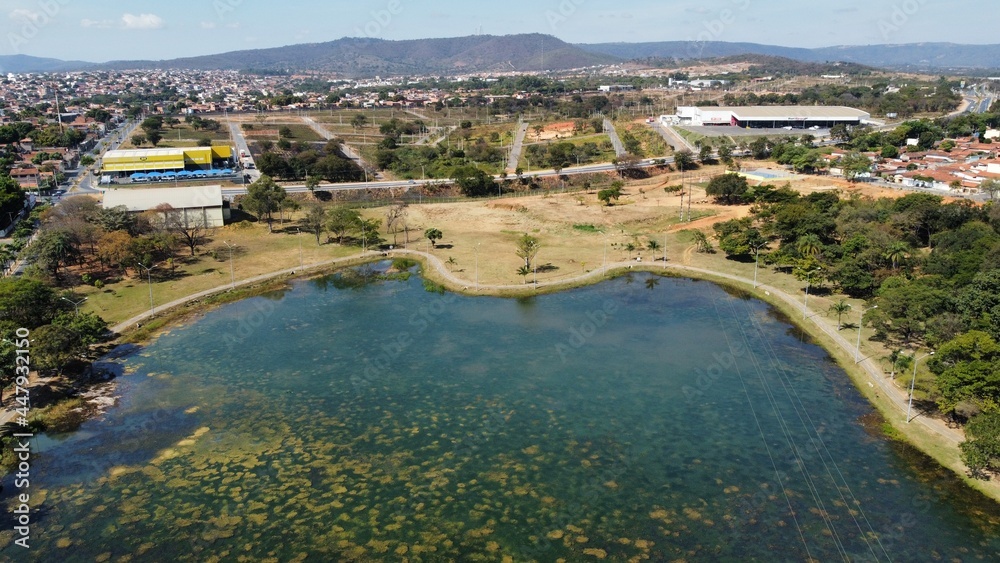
[128,123,232,149]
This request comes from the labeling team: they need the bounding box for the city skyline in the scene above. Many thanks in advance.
[3,0,995,63]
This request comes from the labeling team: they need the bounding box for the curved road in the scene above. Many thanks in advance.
[108,247,963,448]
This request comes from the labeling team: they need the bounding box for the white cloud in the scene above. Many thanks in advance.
[200,21,217,29]
[226,22,241,29]
[9,9,42,22]
[121,13,164,30]
[81,18,115,29]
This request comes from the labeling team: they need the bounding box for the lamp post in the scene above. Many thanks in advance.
[293,228,303,268]
[802,268,821,318]
[223,241,235,289]
[137,262,156,312]
[907,352,934,423]
[752,242,767,288]
[854,305,878,363]
[60,296,87,316]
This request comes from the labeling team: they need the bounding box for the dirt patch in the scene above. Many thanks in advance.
[530,121,578,141]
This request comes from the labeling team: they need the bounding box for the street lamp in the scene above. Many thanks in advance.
[293,228,303,268]
[854,305,878,363]
[752,242,767,288]
[136,262,156,312]
[223,241,235,289]
[907,351,934,423]
[60,296,87,316]
[802,268,821,318]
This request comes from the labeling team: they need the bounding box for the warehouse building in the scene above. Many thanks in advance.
[101,146,234,177]
[666,106,871,129]
[102,185,228,228]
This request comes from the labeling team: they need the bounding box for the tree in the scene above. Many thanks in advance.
[52,310,108,346]
[705,173,749,205]
[242,175,287,233]
[301,204,326,245]
[31,324,84,374]
[689,230,714,253]
[357,218,384,249]
[305,175,320,194]
[279,126,293,138]
[929,331,1000,415]
[146,130,163,147]
[517,265,531,284]
[28,228,79,280]
[960,411,1000,478]
[0,277,62,328]
[327,207,362,244]
[515,233,540,270]
[884,241,909,270]
[839,152,872,182]
[598,188,621,206]
[385,203,408,246]
[454,166,497,198]
[131,134,146,147]
[980,178,1000,201]
[829,300,852,330]
[351,115,368,130]
[96,230,134,273]
[699,144,715,164]
[673,149,696,171]
[154,203,206,256]
[425,228,443,247]
[796,234,823,258]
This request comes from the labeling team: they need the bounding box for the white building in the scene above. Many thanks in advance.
[666,106,871,129]
[102,185,227,228]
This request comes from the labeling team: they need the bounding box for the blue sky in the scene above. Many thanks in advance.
[3,0,993,62]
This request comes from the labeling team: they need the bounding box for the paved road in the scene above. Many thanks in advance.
[650,121,693,153]
[506,120,529,172]
[603,118,627,158]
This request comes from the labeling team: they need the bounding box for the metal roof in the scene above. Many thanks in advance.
[103,148,189,160]
[718,106,870,120]
[102,185,223,212]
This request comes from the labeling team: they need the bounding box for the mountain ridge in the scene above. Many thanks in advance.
[5,35,1000,75]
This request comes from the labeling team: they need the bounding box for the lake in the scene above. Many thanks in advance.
[4,265,999,561]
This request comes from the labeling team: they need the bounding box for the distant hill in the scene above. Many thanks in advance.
[645,54,878,77]
[8,36,1000,75]
[577,41,1000,71]
[96,34,618,76]
[0,54,93,73]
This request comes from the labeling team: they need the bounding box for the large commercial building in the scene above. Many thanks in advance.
[102,185,228,228]
[667,106,871,129]
[101,146,234,175]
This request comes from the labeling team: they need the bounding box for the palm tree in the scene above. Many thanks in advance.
[884,242,909,270]
[517,265,530,284]
[796,234,823,257]
[829,299,852,330]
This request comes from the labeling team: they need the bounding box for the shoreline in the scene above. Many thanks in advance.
[62,249,1000,504]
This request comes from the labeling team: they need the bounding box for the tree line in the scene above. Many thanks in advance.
[711,186,1000,476]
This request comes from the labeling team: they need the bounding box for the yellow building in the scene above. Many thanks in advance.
[101,146,233,174]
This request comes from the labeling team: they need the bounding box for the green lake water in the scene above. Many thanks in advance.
[4,265,1000,561]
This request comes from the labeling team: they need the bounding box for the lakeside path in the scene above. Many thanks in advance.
[100,248,963,448]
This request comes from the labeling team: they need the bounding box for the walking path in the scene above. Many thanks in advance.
[506,120,529,173]
[103,247,963,447]
[603,118,628,158]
